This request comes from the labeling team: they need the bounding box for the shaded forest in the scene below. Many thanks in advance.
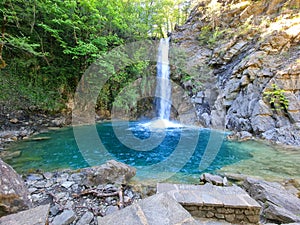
[0,0,194,113]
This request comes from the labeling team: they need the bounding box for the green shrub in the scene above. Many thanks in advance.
[263,84,289,111]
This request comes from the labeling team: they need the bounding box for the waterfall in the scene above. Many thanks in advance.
[155,37,171,120]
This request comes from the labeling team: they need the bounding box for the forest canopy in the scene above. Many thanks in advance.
[0,0,195,112]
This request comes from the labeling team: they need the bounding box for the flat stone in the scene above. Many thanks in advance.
[0,204,50,225]
[158,183,259,208]
[157,183,261,223]
[201,193,223,206]
[52,210,76,225]
[97,193,201,225]
[61,181,75,189]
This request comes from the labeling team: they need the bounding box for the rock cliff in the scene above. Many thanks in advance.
[171,0,300,146]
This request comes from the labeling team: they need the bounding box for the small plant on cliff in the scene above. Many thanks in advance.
[263,84,289,112]
[198,26,225,47]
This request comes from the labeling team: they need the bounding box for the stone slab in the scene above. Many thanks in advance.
[0,204,50,225]
[157,183,260,208]
[97,193,202,225]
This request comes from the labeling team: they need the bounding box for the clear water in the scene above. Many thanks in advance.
[4,121,300,183]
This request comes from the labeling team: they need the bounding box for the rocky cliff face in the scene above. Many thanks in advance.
[171,0,300,145]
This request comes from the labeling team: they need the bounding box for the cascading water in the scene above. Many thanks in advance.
[155,37,171,120]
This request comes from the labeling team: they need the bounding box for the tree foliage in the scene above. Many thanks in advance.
[0,0,194,113]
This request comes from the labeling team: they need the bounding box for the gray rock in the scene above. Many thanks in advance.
[50,204,60,216]
[76,211,94,225]
[0,204,50,225]
[69,173,84,182]
[0,159,32,217]
[105,205,119,215]
[97,193,200,225]
[43,172,53,180]
[82,160,136,187]
[200,173,227,186]
[56,173,69,183]
[252,115,275,134]
[52,210,76,225]
[243,177,300,223]
[262,124,300,146]
[61,181,75,189]
[27,174,44,181]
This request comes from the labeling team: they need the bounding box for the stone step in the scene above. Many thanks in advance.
[97,193,202,225]
[157,183,261,224]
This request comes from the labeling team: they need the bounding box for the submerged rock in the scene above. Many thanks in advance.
[0,159,32,217]
[243,177,300,224]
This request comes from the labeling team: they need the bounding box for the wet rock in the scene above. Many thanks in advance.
[52,210,76,225]
[243,177,300,223]
[83,160,136,187]
[0,204,50,225]
[0,159,32,217]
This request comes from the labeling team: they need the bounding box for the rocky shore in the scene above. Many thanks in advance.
[1,158,300,225]
[0,106,69,151]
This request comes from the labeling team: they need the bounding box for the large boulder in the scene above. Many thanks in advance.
[82,160,136,187]
[0,159,32,217]
[243,177,300,224]
[0,204,50,225]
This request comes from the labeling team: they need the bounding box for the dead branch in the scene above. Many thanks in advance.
[72,189,119,198]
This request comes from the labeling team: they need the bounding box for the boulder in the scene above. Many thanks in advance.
[82,160,136,187]
[0,204,50,225]
[97,193,200,225]
[0,159,31,217]
[243,177,300,223]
